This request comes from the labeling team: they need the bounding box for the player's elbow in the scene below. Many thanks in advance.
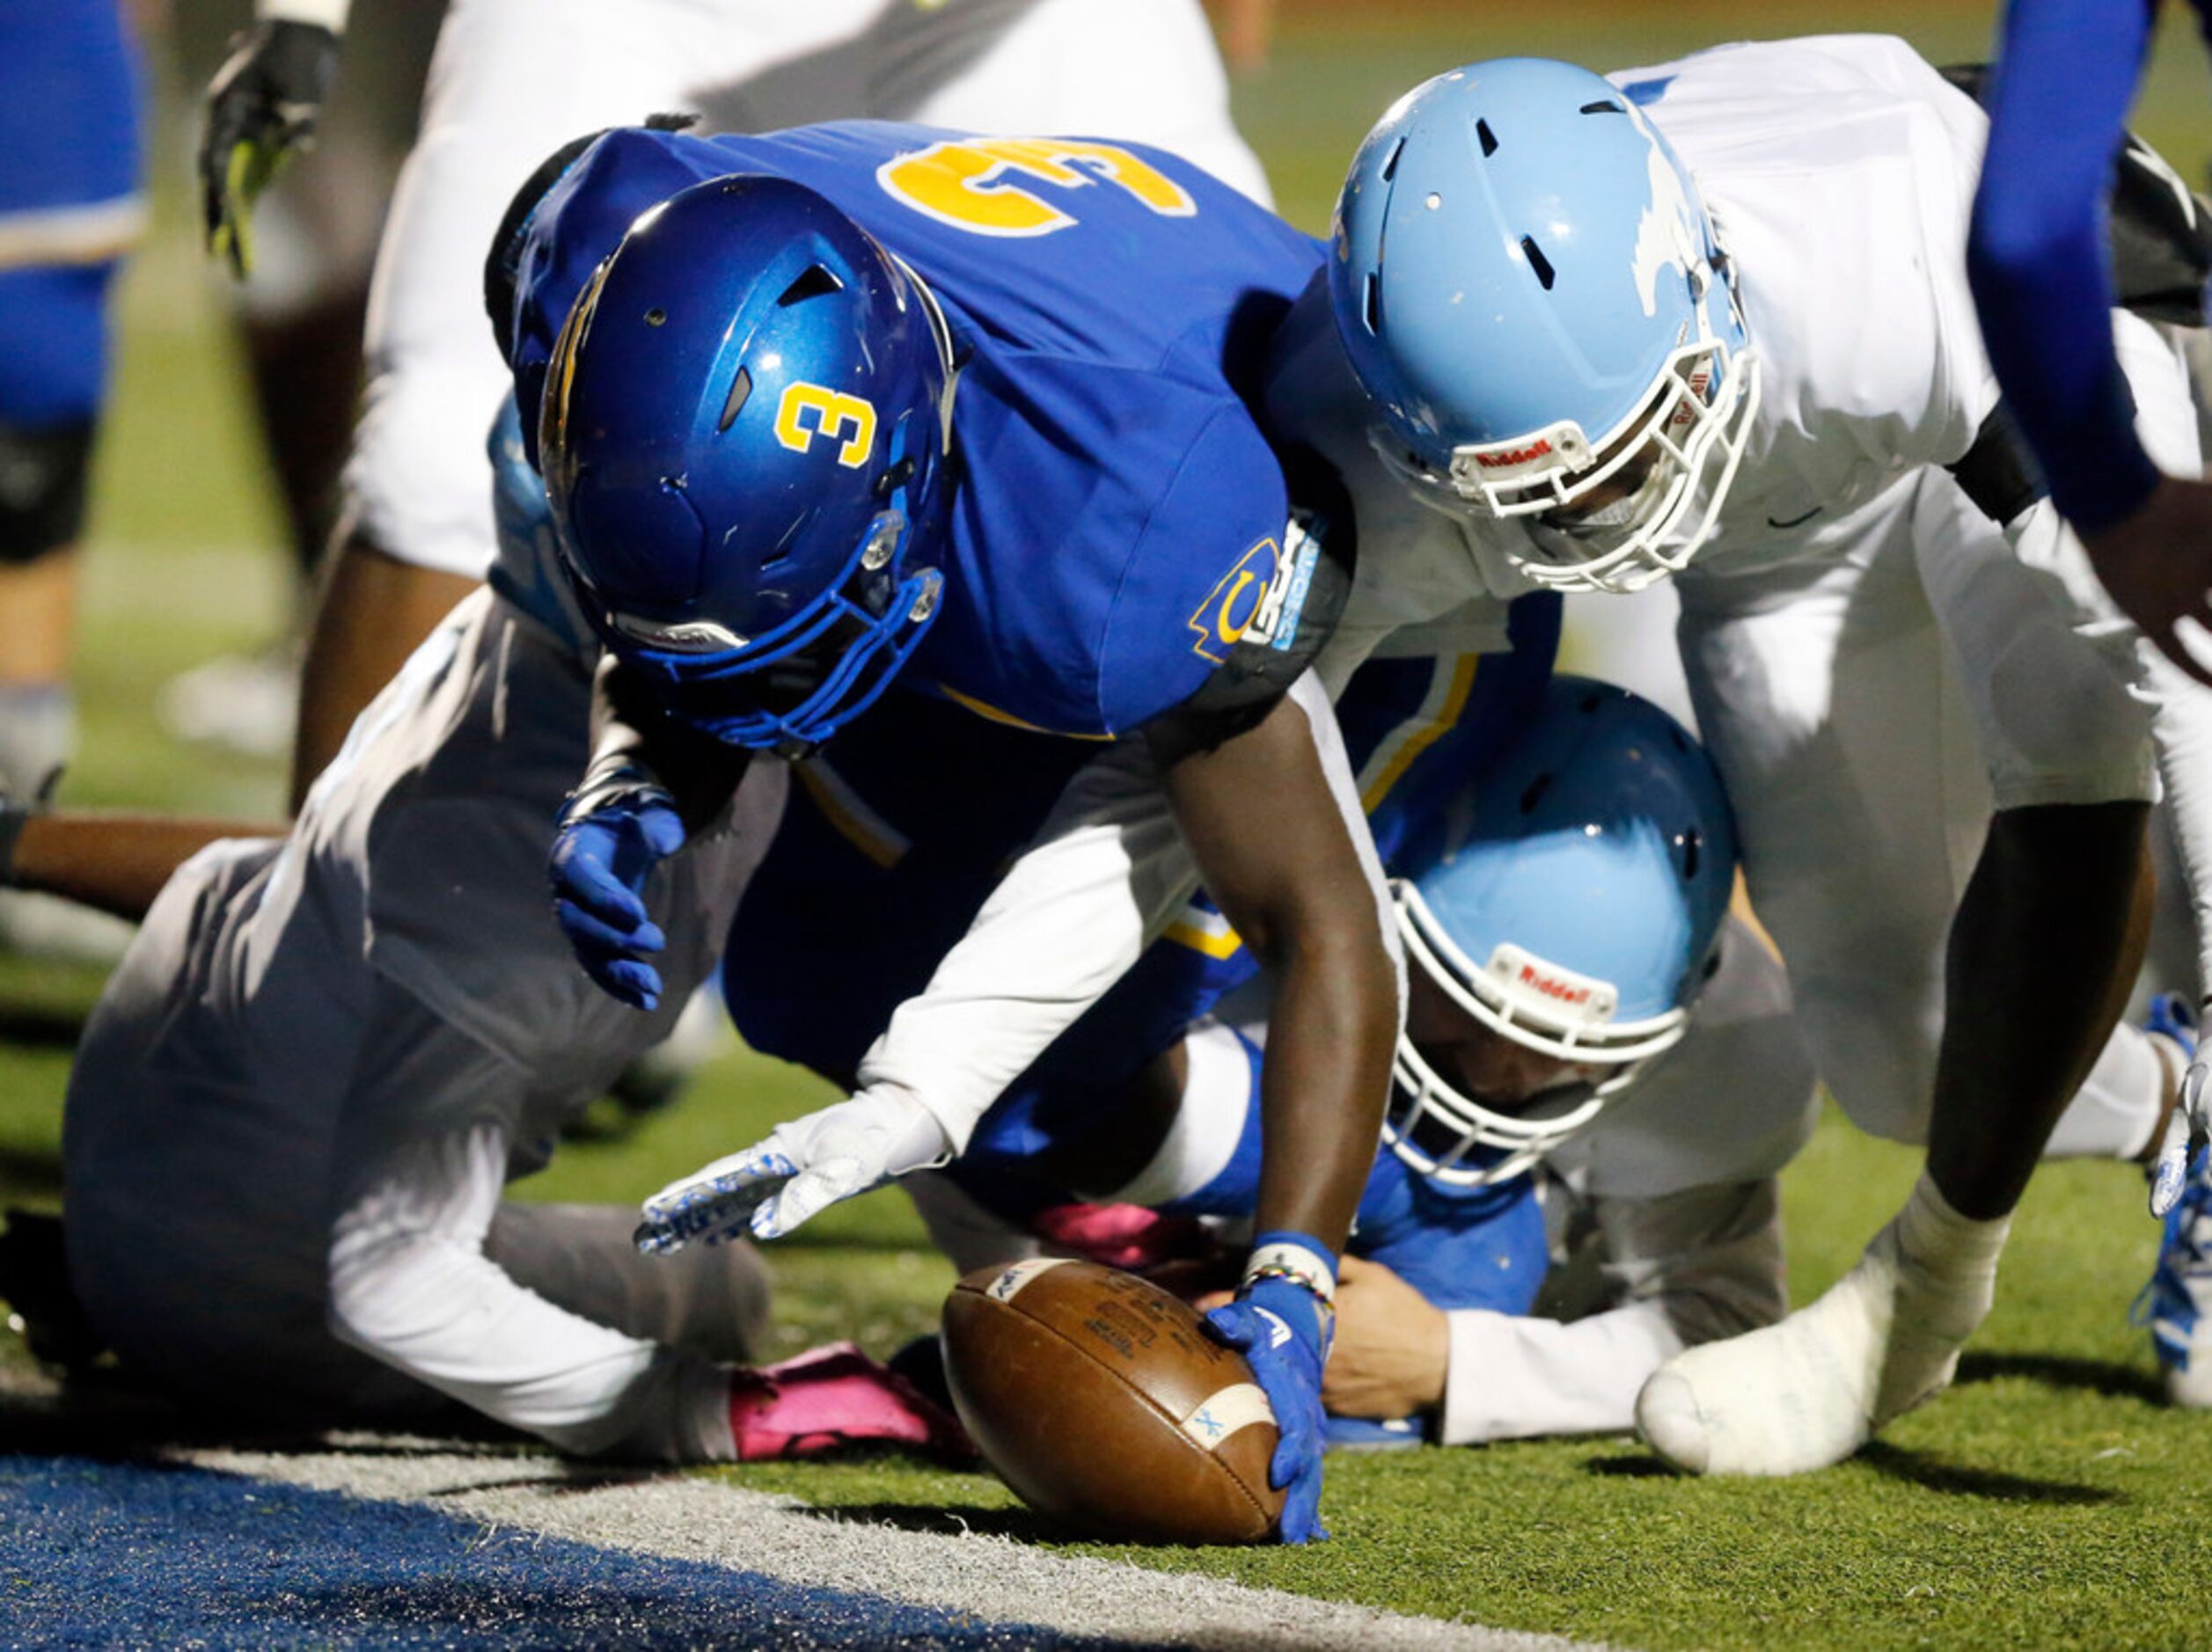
[1242,886,1397,995]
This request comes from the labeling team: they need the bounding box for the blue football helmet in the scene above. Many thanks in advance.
[1331,59,1760,595]
[1387,676,1738,1188]
[538,167,956,754]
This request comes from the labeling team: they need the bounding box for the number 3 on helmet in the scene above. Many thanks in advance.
[540,170,957,754]
[1330,58,1760,595]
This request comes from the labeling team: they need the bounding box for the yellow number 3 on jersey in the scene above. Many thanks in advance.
[876,137,1197,238]
[774,383,879,468]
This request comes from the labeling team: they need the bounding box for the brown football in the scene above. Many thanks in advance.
[941,1258,1285,1544]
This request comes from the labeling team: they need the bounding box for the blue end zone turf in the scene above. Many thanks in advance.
[0,1454,1171,1648]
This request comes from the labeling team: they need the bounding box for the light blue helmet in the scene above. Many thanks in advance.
[1331,59,1760,594]
[1387,676,1738,1187]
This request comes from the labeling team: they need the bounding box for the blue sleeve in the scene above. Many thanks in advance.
[1355,1168,1549,1317]
[1967,0,2166,535]
[1095,407,1300,735]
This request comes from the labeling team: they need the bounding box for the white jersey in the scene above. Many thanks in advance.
[1643,35,1995,577]
[1439,918,1815,1446]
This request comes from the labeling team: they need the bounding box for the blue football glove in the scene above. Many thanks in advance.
[1205,1253,1335,1545]
[200,19,342,279]
[549,779,685,1010]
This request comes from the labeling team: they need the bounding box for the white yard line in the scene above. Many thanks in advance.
[177,1441,1619,1652]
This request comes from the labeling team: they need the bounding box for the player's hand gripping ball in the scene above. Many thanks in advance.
[941,1260,1286,1544]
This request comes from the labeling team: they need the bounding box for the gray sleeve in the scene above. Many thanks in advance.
[321,981,735,1462]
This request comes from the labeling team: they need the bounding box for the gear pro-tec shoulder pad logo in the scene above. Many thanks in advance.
[1186,520,1322,664]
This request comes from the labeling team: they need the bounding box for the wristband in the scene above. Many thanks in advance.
[1243,1231,1337,1304]
[564,761,677,822]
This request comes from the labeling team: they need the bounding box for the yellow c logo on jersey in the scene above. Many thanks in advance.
[1187,536,1282,664]
[773,384,878,468]
[877,138,1197,238]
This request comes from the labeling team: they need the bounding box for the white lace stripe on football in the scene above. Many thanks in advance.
[1178,1384,1276,1450]
[983,1256,1074,1302]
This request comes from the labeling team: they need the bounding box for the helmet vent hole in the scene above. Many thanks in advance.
[1520,773,1554,815]
[1681,829,1702,881]
[1520,236,1556,290]
[778,265,845,307]
[1579,100,1625,116]
[644,307,667,327]
[1380,137,1406,181]
[718,365,753,434]
[1476,119,1498,157]
[1362,271,1382,336]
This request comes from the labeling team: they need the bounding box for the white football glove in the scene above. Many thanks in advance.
[2151,1049,2211,1218]
[634,1090,950,1251]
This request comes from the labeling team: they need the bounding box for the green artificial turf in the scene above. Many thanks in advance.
[4,8,2210,1648]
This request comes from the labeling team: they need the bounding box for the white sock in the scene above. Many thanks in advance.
[1636,1172,2008,1474]
[1877,1172,2009,1422]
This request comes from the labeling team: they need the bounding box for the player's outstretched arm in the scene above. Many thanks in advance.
[634,737,1199,1253]
[1155,676,1396,1260]
[1968,0,2212,675]
[0,778,282,923]
[1159,674,1401,1543]
[198,2,348,279]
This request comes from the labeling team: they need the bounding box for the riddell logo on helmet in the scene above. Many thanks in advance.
[1476,439,1553,471]
[1518,961,1593,1006]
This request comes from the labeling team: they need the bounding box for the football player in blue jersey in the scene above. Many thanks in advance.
[844,39,2209,1480]
[494,121,1381,1540]
[687,651,1816,1452]
[0,2,143,878]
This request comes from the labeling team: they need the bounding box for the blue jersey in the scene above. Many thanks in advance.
[503,121,1329,742]
[0,0,143,228]
[721,596,1561,1307]
[1969,0,2212,532]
